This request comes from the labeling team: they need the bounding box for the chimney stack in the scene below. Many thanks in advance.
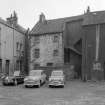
[6,11,18,27]
[87,6,90,13]
[39,13,46,23]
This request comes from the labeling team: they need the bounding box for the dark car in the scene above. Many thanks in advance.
[2,71,24,86]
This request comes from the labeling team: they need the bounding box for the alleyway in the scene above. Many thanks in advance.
[0,80,105,105]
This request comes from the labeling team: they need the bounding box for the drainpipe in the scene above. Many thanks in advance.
[95,24,100,61]
[12,24,15,75]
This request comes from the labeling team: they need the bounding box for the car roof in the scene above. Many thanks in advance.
[52,70,63,73]
[30,70,44,72]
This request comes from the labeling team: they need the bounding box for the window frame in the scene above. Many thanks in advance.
[53,49,59,56]
[33,48,40,58]
[53,35,59,42]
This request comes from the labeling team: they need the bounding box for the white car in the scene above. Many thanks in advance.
[24,70,46,88]
[48,70,65,88]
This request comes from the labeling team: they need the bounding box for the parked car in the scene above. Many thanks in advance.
[48,70,65,88]
[24,70,46,88]
[2,71,24,86]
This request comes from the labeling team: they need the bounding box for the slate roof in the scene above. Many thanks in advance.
[0,17,26,34]
[30,15,84,35]
[83,11,105,26]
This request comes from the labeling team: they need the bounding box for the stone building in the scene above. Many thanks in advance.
[30,13,83,79]
[30,8,105,80]
[0,11,27,76]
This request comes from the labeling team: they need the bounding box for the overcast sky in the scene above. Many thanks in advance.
[0,0,105,29]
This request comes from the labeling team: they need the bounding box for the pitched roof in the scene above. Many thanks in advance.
[30,15,83,35]
[14,24,26,34]
[0,17,26,34]
[83,11,105,26]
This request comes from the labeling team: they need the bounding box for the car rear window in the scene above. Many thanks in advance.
[51,71,63,76]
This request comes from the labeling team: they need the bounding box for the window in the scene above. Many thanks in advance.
[34,63,40,67]
[21,51,24,56]
[16,42,19,50]
[47,63,53,66]
[53,49,59,56]
[5,60,10,75]
[20,43,22,51]
[34,36,40,42]
[33,49,40,58]
[0,59,2,73]
[33,36,40,44]
[53,35,59,42]
[33,63,40,69]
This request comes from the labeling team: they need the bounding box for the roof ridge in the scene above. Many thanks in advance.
[46,14,84,21]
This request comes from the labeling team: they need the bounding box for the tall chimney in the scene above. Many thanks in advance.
[39,13,46,23]
[87,6,90,13]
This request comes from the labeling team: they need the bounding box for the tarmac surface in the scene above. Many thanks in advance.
[0,80,105,105]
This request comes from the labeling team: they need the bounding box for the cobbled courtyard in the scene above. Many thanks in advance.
[0,80,105,105]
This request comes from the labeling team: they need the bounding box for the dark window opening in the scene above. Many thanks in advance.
[5,60,10,75]
[64,48,70,63]
[53,35,59,42]
[34,63,40,69]
[33,36,40,45]
[53,49,59,56]
[0,59,2,73]
[47,63,53,66]
[33,49,40,58]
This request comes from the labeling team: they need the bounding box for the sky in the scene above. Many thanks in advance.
[0,0,105,29]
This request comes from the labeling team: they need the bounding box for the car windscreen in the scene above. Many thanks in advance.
[51,71,63,76]
[29,71,41,76]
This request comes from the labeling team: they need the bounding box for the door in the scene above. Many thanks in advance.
[0,59,2,73]
[5,60,10,75]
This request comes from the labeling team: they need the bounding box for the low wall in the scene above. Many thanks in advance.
[34,65,76,81]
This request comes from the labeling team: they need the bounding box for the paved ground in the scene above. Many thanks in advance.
[0,80,105,105]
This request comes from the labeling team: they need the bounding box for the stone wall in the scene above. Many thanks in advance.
[30,33,64,69]
[0,23,25,75]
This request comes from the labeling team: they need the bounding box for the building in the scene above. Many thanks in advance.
[30,8,105,80]
[82,9,105,81]
[30,13,83,79]
[0,11,27,76]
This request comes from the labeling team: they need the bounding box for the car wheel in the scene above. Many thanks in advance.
[25,85,28,88]
[62,85,64,88]
[2,82,6,86]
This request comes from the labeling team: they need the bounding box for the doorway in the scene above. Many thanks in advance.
[5,60,10,75]
[0,59,2,73]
